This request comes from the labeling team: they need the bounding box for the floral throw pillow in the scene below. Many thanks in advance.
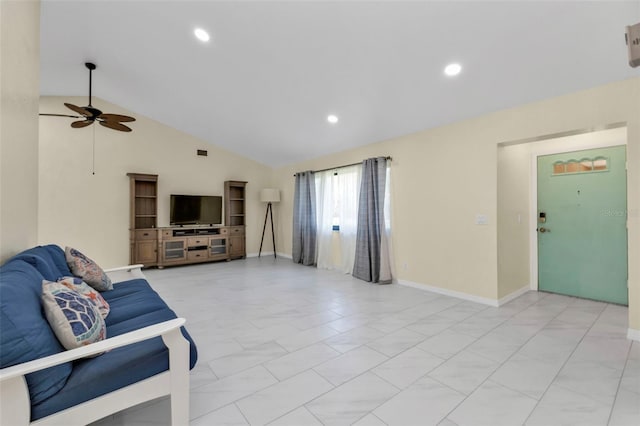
[58,276,110,319]
[65,247,113,291]
[42,280,106,350]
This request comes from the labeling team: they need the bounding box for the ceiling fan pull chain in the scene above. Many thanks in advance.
[92,124,96,175]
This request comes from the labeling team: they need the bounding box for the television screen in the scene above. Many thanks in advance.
[170,195,222,225]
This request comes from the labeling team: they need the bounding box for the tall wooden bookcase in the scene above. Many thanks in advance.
[224,181,247,259]
[128,173,159,267]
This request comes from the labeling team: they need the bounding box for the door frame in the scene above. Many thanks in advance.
[528,129,628,292]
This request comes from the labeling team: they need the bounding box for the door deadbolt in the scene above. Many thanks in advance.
[538,212,546,223]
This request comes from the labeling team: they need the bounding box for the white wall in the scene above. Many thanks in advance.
[38,96,273,268]
[0,0,40,262]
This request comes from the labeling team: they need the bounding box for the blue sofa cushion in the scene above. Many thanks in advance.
[12,245,73,281]
[102,279,169,327]
[0,260,73,405]
[30,279,198,421]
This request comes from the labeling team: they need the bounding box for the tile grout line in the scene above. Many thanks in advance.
[233,401,252,425]
[360,293,546,425]
[520,299,611,426]
[300,365,402,422]
[369,292,547,424]
[229,341,393,424]
[605,337,634,425]
[371,412,390,425]
[150,263,626,426]
[432,294,582,425]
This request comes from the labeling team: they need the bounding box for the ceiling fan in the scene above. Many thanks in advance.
[40,62,135,132]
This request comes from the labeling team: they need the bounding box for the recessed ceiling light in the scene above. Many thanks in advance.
[194,28,210,42]
[444,63,462,77]
[327,115,339,124]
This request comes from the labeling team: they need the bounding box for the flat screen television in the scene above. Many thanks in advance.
[170,195,222,225]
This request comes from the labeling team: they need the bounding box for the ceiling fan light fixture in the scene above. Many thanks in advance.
[194,28,210,42]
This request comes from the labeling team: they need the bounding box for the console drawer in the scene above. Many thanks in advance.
[187,237,208,246]
[229,226,244,235]
[135,229,157,240]
[187,250,208,261]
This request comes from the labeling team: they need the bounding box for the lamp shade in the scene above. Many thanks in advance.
[260,188,280,203]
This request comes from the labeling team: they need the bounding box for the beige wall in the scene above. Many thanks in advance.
[497,143,530,298]
[39,97,273,268]
[0,0,40,262]
[274,127,502,301]
[274,77,640,330]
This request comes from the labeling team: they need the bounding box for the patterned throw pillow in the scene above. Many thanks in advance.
[65,247,113,291]
[58,276,110,319]
[42,280,106,350]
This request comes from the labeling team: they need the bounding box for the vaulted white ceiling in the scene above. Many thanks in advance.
[40,1,639,167]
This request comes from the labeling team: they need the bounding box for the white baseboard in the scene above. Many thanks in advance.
[246,252,292,259]
[498,285,531,306]
[246,251,274,258]
[397,279,500,307]
[628,328,640,342]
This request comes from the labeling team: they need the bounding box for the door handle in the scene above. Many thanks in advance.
[537,227,550,233]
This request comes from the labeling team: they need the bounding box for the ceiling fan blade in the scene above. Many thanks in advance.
[98,113,136,123]
[65,103,93,117]
[71,120,93,129]
[39,113,83,118]
[99,120,132,132]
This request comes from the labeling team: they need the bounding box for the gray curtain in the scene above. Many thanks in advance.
[292,171,317,266]
[353,157,392,283]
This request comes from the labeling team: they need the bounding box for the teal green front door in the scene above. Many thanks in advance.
[537,146,628,305]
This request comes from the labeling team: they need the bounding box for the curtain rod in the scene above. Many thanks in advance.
[293,156,392,176]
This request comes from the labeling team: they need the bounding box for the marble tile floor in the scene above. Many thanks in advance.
[91,258,639,426]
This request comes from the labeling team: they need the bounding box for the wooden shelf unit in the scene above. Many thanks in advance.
[128,173,159,267]
[158,227,229,268]
[128,175,248,268]
[224,181,247,259]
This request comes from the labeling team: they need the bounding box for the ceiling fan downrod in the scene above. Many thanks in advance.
[86,62,96,108]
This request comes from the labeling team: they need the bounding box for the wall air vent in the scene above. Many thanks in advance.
[197,149,208,157]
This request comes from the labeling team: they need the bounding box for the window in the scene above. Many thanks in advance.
[315,165,361,272]
[552,157,608,175]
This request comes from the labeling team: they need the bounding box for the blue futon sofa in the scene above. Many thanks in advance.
[0,245,198,425]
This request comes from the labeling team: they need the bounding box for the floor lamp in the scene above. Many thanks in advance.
[259,188,280,258]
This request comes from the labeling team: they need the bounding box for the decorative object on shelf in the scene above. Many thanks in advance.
[40,62,136,132]
[259,188,280,258]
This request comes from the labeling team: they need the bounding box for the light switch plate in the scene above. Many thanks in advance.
[476,214,489,225]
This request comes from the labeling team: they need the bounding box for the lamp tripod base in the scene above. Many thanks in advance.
[259,202,276,258]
